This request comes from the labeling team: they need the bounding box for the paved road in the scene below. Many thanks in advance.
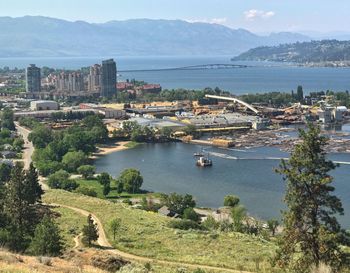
[15,122,49,190]
[53,203,252,273]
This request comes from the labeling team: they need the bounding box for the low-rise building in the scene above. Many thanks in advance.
[30,100,59,111]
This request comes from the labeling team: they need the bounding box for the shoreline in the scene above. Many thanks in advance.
[91,140,131,159]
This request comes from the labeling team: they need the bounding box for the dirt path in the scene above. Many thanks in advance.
[52,203,252,273]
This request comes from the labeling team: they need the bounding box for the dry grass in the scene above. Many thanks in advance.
[44,189,277,272]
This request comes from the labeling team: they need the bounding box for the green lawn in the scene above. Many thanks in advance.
[44,189,277,272]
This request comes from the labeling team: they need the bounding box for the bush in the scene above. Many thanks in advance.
[91,253,129,272]
[183,207,200,222]
[36,256,52,266]
[202,216,219,230]
[224,194,240,207]
[47,170,78,191]
[75,186,97,197]
[168,219,202,230]
[77,165,95,179]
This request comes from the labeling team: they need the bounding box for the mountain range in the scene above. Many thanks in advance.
[0,16,312,57]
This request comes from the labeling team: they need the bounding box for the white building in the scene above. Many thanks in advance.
[30,100,59,111]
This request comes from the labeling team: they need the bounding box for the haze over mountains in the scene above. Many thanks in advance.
[0,16,313,57]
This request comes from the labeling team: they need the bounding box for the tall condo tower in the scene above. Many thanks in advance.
[26,64,41,93]
[101,59,117,97]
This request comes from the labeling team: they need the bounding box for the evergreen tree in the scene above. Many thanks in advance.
[82,214,98,247]
[24,163,43,204]
[274,124,350,272]
[29,215,64,256]
[3,163,34,251]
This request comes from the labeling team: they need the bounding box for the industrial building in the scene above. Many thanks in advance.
[30,100,59,111]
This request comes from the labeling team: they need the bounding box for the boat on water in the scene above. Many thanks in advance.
[196,156,213,167]
[193,152,204,157]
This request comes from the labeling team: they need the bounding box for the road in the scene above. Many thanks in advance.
[53,203,252,273]
[15,122,49,190]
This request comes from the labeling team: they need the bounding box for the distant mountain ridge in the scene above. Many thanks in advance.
[232,40,350,64]
[0,16,311,57]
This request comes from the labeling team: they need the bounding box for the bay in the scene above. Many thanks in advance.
[0,56,350,94]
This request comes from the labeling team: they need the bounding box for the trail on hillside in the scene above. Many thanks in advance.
[51,203,253,273]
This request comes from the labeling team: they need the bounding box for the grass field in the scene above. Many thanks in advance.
[44,189,277,272]
[52,206,86,248]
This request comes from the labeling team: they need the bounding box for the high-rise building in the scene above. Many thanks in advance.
[101,59,117,97]
[88,64,102,92]
[26,64,41,92]
[68,72,84,92]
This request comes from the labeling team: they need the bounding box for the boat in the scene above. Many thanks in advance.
[196,155,213,167]
[193,152,204,157]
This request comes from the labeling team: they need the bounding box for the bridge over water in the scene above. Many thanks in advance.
[119,63,249,73]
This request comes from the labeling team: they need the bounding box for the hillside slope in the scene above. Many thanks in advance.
[232,40,350,64]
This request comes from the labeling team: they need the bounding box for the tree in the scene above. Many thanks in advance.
[274,124,350,272]
[231,205,246,233]
[183,207,199,222]
[109,218,121,241]
[103,182,111,197]
[118,169,143,194]
[3,163,36,251]
[1,108,15,131]
[97,172,110,186]
[62,151,87,173]
[82,214,98,247]
[223,195,240,207]
[75,187,97,197]
[28,125,53,148]
[0,163,11,184]
[267,219,279,236]
[77,165,96,179]
[24,163,43,204]
[160,193,196,216]
[47,170,78,191]
[29,215,64,256]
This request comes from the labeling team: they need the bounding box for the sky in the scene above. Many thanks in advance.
[0,0,349,33]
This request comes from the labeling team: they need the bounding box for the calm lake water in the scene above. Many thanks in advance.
[1,56,350,94]
[94,142,350,227]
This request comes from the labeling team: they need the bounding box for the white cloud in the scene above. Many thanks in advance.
[244,9,275,20]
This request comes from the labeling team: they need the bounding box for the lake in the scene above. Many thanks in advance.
[1,56,350,94]
[94,142,350,227]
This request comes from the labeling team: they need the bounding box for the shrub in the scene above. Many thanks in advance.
[75,187,97,197]
[91,253,128,272]
[36,256,52,266]
[223,194,240,207]
[168,219,202,230]
[202,216,219,230]
[183,208,200,222]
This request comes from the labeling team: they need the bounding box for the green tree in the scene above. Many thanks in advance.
[47,170,78,191]
[160,193,196,216]
[223,195,240,207]
[75,187,97,197]
[1,108,15,131]
[77,165,96,179]
[3,163,35,251]
[274,124,350,272]
[118,169,143,194]
[82,214,98,247]
[0,163,11,184]
[183,207,199,222]
[28,125,53,148]
[267,219,279,236]
[29,215,64,256]
[24,163,43,204]
[62,151,87,172]
[231,205,246,233]
[97,172,110,186]
[109,218,121,241]
[103,182,111,197]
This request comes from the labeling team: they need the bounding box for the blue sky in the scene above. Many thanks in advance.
[1,0,349,33]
